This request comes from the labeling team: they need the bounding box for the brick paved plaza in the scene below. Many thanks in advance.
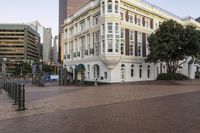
[1,80,200,133]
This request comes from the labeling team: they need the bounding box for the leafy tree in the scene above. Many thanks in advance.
[146,19,200,74]
[13,62,32,76]
[43,64,53,73]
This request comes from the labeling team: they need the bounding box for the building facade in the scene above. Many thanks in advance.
[53,35,59,63]
[63,0,200,83]
[0,24,40,73]
[28,21,52,64]
[59,0,90,62]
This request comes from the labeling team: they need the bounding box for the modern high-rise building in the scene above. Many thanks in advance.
[63,0,200,83]
[59,0,90,62]
[53,36,59,63]
[0,24,40,73]
[28,21,52,64]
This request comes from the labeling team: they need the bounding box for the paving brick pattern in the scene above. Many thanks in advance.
[0,80,200,133]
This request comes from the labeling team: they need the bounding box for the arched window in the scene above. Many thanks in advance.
[139,65,142,78]
[93,64,100,79]
[131,64,134,77]
[107,0,112,13]
[115,1,119,13]
[147,65,150,78]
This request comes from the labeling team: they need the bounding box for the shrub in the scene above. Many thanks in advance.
[84,81,95,86]
[195,72,200,79]
[83,81,110,86]
[157,73,189,80]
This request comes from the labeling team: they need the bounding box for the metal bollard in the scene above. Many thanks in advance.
[14,83,18,105]
[11,83,14,100]
[22,84,25,110]
[8,83,10,97]
[3,83,5,91]
[18,84,21,111]
[13,83,15,100]
[9,83,11,97]
[5,83,6,91]
[17,84,26,111]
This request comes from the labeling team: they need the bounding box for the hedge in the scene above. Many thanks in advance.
[157,73,189,80]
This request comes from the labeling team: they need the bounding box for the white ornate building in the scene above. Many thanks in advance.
[63,0,200,83]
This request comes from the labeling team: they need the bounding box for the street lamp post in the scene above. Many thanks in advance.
[20,65,23,80]
[1,58,7,88]
[39,59,45,86]
[59,62,63,86]
[64,65,67,85]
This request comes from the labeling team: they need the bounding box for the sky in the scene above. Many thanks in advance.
[0,0,199,37]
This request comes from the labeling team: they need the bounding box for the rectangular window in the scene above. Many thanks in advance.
[87,34,90,49]
[102,40,105,53]
[121,42,124,55]
[107,23,113,34]
[130,31,134,41]
[75,23,78,33]
[64,29,68,38]
[80,21,85,31]
[145,21,149,28]
[121,28,125,55]
[115,39,119,52]
[129,15,134,23]
[115,4,119,13]
[146,34,150,55]
[95,32,99,42]
[108,39,113,52]
[102,24,105,34]
[121,12,124,20]
[138,46,142,56]
[104,72,107,79]
[69,27,73,37]
[75,39,78,52]
[107,3,112,13]
[121,28,124,39]
[95,17,99,25]
[87,17,90,28]
[138,32,142,43]
[130,30,134,55]
[93,14,100,25]
[138,18,141,26]
[115,23,119,34]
